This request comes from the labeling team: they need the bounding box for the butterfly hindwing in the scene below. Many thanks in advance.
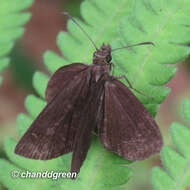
[71,73,105,174]
[99,77,163,161]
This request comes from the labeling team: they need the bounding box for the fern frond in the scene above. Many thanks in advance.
[151,99,190,190]
[0,0,33,83]
[112,0,190,115]
[43,0,134,73]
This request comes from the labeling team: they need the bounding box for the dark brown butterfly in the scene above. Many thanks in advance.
[14,13,163,176]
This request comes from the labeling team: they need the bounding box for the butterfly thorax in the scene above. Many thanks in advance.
[92,44,112,77]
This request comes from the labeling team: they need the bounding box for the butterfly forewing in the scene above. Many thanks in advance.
[15,65,91,160]
[99,77,163,160]
[46,63,88,103]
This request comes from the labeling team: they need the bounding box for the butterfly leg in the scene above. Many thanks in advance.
[117,75,153,99]
[110,63,115,76]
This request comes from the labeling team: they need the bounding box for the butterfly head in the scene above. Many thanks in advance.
[93,44,112,65]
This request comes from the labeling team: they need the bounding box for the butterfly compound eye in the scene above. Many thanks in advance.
[106,55,112,62]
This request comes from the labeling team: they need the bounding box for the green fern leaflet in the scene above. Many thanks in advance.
[112,0,190,115]
[0,0,33,84]
[152,99,190,190]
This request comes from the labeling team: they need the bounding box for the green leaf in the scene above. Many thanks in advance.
[58,138,132,190]
[112,0,190,115]
[16,113,33,136]
[24,95,46,118]
[0,0,33,84]
[0,159,58,190]
[0,136,131,190]
[183,99,190,124]
[151,99,190,190]
[44,0,134,72]
[33,72,49,99]
[0,77,2,85]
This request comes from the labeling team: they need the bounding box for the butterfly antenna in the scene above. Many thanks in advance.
[112,42,154,52]
[63,12,98,50]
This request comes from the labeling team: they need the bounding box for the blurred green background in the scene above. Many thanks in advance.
[0,0,190,190]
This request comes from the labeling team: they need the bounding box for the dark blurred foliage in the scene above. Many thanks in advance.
[62,0,83,17]
[9,44,36,92]
[185,55,190,70]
